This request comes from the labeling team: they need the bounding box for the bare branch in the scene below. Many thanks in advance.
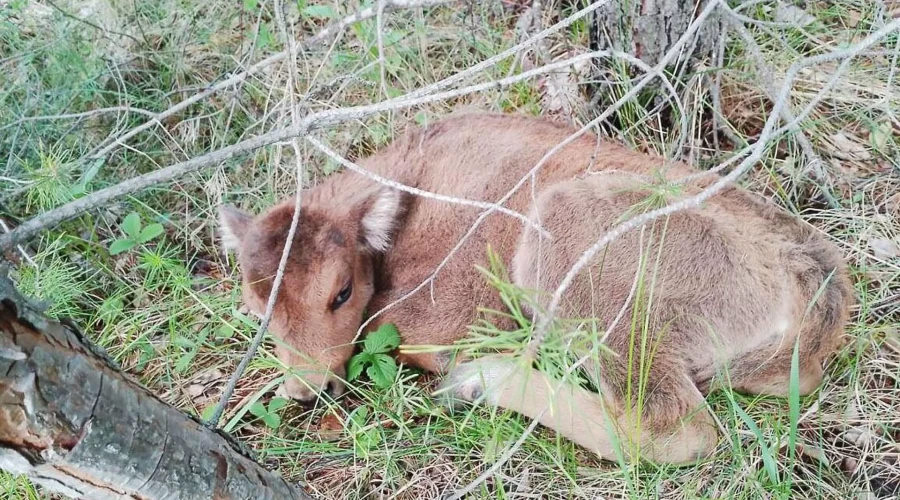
[0,106,157,132]
[85,0,459,162]
[721,6,840,206]
[0,48,635,251]
[525,12,900,354]
[306,136,549,236]
[0,218,35,267]
[207,0,310,428]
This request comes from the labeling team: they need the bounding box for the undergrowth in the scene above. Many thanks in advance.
[1,0,898,499]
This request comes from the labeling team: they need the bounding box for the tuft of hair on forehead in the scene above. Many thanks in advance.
[360,187,402,252]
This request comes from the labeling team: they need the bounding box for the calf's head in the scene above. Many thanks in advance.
[218,185,403,402]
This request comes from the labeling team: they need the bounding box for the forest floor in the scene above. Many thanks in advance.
[1,1,899,498]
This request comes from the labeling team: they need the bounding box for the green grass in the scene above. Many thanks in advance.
[1,0,899,499]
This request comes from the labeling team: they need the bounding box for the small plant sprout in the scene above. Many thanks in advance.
[347,323,401,389]
[109,212,165,255]
[248,397,289,429]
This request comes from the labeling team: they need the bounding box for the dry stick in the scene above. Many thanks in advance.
[376,0,389,98]
[85,0,458,161]
[710,25,748,151]
[403,0,613,101]
[306,137,549,236]
[1,0,609,251]
[525,14,900,355]
[459,18,900,494]
[207,0,309,429]
[0,106,157,132]
[352,47,688,340]
[721,6,841,208]
[447,228,649,500]
[0,219,35,267]
[0,49,625,252]
[356,0,712,338]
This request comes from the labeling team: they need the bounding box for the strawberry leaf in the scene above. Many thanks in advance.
[366,353,398,389]
[262,413,281,429]
[347,352,371,381]
[363,324,400,354]
[302,4,335,19]
[200,404,217,422]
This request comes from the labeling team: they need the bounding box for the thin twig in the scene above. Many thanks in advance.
[525,13,900,354]
[207,0,308,428]
[721,5,842,208]
[0,106,157,132]
[376,0,389,97]
[0,48,633,251]
[306,136,549,236]
[43,0,141,44]
[0,219,36,267]
[709,24,747,150]
[85,0,459,162]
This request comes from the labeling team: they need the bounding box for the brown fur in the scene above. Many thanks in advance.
[218,113,854,464]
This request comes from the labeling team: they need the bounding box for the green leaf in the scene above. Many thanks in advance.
[138,223,164,243]
[175,347,200,374]
[121,212,141,238]
[728,394,779,484]
[363,324,400,354]
[200,404,217,422]
[262,413,281,429]
[109,238,136,255]
[72,157,105,196]
[788,337,801,469]
[268,397,289,412]
[248,401,267,419]
[302,4,335,19]
[349,405,369,429]
[216,324,235,339]
[870,120,893,151]
[243,0,258,10]
[257,22,273,49]
[366,353,398,389]
[347,352,371,381]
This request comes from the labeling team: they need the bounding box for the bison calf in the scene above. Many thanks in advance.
[218,113,853,464]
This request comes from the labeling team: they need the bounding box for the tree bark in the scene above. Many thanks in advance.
[588,0,722,107]
[590,0,721,67]
[0,273,313,500]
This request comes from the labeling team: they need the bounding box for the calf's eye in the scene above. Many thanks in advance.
[332,282,352,310]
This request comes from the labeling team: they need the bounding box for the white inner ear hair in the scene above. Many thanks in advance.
[219,210,244,251]
[361,189,401,252]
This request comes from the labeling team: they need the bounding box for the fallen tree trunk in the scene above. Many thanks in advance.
[0,273,313,500]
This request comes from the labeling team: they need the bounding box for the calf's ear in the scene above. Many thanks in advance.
[218,204,253,252]
[359,187,403,252]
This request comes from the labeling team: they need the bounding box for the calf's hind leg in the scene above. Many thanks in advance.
[440,355,719,465]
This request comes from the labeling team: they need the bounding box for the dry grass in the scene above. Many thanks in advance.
[1,0,899,499]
